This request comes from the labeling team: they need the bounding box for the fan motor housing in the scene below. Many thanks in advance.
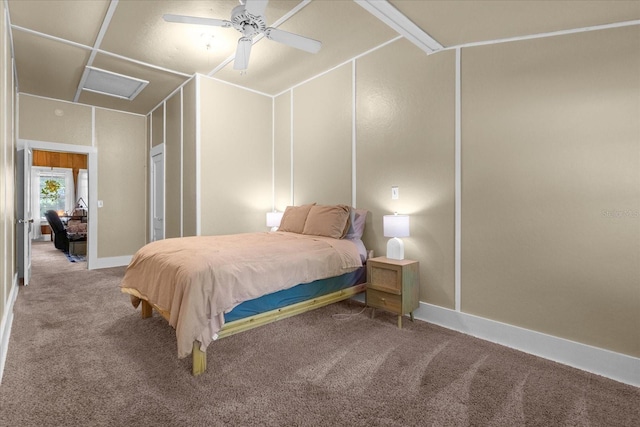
[230,5,266,37]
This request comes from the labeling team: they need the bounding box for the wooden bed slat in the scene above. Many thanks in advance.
[128,283,366,376]
[218,283,366,339]
[190,283,366,375]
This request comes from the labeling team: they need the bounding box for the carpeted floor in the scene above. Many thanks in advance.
[1,241,638,426]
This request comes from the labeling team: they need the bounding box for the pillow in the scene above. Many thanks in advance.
[345,208,368,240]
[302,204,351,239]
[349,238,368,263]
[278,203,315,233]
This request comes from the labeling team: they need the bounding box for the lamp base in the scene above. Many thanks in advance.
[386,237,405,260]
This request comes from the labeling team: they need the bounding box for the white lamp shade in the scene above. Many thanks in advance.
[266,211,283,228]
[383,214,410,238]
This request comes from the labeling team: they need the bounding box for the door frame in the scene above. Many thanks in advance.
[16,147,32,285]
[17,139,97,269]
[150,143,165,241]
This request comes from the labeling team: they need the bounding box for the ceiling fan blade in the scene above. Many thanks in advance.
[163,14,231,28]
[264,28,322,54]
[234,37,253,71]
[244,0,269,17]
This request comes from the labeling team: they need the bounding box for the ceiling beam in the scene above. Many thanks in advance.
[442,19,640,51]
[354,0,443,54]
[11,24,190,79]
[73,0,120,103]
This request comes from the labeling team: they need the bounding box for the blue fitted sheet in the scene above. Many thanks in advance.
[224,267,366,323]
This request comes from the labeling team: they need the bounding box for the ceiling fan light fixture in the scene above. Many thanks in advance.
[231,4,266,36]
[80,66,149,101]
[164,0,322,71]
[234,37,253,70]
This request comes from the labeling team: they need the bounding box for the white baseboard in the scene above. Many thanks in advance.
[0,274,20,384]
[413,302,640,388]
[89,255,132,270]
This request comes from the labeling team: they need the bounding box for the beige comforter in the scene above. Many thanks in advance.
[120,231,362,358]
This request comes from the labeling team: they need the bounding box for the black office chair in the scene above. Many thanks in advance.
[44,210,69,252]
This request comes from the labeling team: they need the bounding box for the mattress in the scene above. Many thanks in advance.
[224,267,366,322]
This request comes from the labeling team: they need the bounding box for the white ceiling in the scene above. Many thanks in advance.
[6,0,640,115]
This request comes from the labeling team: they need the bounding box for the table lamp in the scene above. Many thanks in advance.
[383,213,410,260]
[266,211,283,231]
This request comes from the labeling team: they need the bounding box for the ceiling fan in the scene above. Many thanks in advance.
[163,0,322,71]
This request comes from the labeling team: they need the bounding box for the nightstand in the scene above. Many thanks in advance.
[366,257,419,329]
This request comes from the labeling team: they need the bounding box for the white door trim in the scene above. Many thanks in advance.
[150,143,165,241]
[17,139,97,269]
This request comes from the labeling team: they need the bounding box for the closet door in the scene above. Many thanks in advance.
[150,144,165,241]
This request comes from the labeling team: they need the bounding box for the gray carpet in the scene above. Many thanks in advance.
[1,241,638,426]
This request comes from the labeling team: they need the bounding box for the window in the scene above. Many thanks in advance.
[32,167,75,220]
[39,173,67,218]
[31,167,77,240]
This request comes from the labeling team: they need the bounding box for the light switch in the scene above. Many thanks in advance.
[391,186,399,200]
[97,200,104,208]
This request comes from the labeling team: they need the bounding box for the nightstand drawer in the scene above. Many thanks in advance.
[369,262,402,294]
[366,289,401,313]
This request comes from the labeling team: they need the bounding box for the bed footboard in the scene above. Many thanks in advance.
[189,283,366,375]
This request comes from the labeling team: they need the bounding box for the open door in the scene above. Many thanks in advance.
[16,147,33,285]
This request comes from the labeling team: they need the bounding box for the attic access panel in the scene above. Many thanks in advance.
[80,66,149,100]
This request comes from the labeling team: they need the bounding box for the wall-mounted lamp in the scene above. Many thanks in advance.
[266,211,283,232]
[383,213,410,260]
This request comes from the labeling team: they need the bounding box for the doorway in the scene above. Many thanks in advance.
[32,150,88,247]
[17,139,97,278]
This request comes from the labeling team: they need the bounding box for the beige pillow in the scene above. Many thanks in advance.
[278,203,315,233]
[302,204,351,239]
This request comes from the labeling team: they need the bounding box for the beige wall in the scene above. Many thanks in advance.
[165,92,181,238]
[1,1,16,338]
[145,112,151,243]
[199,76,272,235]
[151,104,163,147]
[292,63,353,206]
[95,109,146,258]
[18,95,91,146]
[357,40,456,308]
[461,26,640,357]
[151,79,197,240]
[18,94,147,262]
[274,40,456,308]
[182,78,197,236]
[157,76,272,238]
[273,29,638,359]
[0,6,5,320]
[273,92,291,210]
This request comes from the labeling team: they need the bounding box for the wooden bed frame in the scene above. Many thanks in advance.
[133,283,367,375]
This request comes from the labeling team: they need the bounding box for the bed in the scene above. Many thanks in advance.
[120,204,368,375]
